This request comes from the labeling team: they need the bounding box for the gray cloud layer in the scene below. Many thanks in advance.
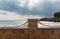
[0,0,60,17]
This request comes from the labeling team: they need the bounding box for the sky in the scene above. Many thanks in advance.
[0,0,60,20]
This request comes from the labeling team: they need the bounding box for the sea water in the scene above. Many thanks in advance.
[0,20,26,27]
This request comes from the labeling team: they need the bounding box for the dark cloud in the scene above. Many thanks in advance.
[0,0,60,17]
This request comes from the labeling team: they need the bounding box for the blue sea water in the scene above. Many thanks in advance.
[0,20,26,26]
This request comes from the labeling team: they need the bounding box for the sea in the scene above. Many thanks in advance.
[0,20,26,27]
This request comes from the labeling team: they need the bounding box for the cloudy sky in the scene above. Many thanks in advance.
[0,0,60,20]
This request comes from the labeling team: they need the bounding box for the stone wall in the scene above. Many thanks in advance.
[37,29,60,39]
[0,19,60,39]
[0,29,60,39]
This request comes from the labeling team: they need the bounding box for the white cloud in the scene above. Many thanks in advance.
[17,0,60,10]
[0,10,43,20]
[17,0,28,7]
[49,0,60,10]
[27,0,40,9]
[17,0,45,9]
[0,10,27,20]
[27,15,43,19]
[49,0,60,3]
[28,0,45,9]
